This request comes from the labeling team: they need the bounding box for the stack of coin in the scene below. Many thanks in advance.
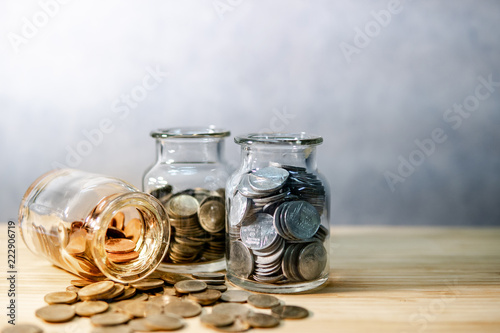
[28,271,311,332]
[151,187,226,264]
[228,165,329,284]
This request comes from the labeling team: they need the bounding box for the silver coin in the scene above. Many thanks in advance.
[237,174,261,198]
[298,242,327,281]
[283,201,320,239]
[229,191,250,227]
[228,241,254,279]
[248,166,289,193]
[254,240,285,265]
[240,213,278,250]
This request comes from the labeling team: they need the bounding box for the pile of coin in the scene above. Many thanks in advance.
[228,164,329,284]
[29,211,143,282]
[151,187,226,264]
[25,271,310,333]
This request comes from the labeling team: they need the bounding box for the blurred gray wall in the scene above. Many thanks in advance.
[1,0,499,225]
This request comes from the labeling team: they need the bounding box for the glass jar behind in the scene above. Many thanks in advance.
[143,127,230,273]
[19,169,169,283]
[226,133,330,293]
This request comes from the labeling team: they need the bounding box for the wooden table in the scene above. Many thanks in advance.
[1,224,499,332]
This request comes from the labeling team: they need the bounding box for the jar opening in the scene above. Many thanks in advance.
[151,127,230,138]
[234,133,323,146]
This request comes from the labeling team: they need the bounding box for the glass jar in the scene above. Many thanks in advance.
[19,169,169,283]
[143,127,230,273]
[226,133,330,293]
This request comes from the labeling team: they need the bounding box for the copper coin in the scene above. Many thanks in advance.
[107,251,139,263]
[35,304,75,323]
[110,212,125,230]
[105,238,136,254]
[78,281,115,299]
[71,279,94,287]
[124,218,142,244]
[44,291,78,305]
[106,227,126,239]
[113,286,137,301]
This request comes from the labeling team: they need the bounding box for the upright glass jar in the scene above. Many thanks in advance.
[19,169,169,283]
[143,127,230,273]
[226,133,330,293]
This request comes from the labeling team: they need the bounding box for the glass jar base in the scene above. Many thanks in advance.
[157,258,226,274]
[226,273,329,294]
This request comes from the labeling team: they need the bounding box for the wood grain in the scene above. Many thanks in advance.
[1,224,499,332]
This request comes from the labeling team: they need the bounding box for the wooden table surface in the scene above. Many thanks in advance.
[1,224,499,333]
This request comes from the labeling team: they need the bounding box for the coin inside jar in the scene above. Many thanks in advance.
[105,238,136,254]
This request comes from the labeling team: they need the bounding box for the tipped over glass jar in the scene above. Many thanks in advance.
[143,127,230,273]
[225,133,330,293]
[19,169,170,283]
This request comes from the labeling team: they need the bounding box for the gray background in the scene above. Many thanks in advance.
[1,0,499,225]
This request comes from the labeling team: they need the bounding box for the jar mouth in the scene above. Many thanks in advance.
[151,127,230,138]
[234,133,323,146]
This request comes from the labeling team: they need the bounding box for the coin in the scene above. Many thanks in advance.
[297,242,327,281]
[44,291,78,305]
[1,324,43,333]
[229,191,250,227]
[212,303,251,318]
[106,227,127,239]
[113,286,137,301]
[240,213,278,250]
[220,290,251,303]
[163,300,202,318]
[167,194,199,217]
[228,241,253,279]
[35,304,75,323]
[246,313,280,328]
[71,279,94,287]
[124,218,142,244]
[199,199,225,233]
[90,312,131,326]
[66,285,81,293]
[107,251,139,263]
[161,272,194,285]
[128,318,151,332]
[100,284,125,301]
[271,305,309,319]
[212,317,251,332]
[105,238,136,254]
[131,278,164,291]
[200,313,235,327]
[79,281,115,299]
[65,228,87,255]
[174,280,207,294]
[192,272,225,280]
[247,294,280,308]
[149,295,178,307]
[123,301,150,318]
[144,313,185,331]
[283,201,320,239]
[207,284,228,292]
[188,289,221,305]
[110,212,125,230]
[75,301,109,317]
[248,166,289,193]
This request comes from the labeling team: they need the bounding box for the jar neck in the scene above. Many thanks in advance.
[239,144,318,172]
[156,138,224,164]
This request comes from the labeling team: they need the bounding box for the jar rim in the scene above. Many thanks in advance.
[234,133,323,145]
[151,127,230,138]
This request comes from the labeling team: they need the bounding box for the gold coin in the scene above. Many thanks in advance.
[174,280,207,294]
[144,313,185,331]
[65,229,87,255]
[107,251,139,263]
[1,324,43,333]
[90,312,131,326]
[66,285,81,294]
[131,278,164,291]
[200,313,235,327]
[163,300,202,318]
[100,284,125,301]
[188,289,221,305]
[75,301,109,317]
[110,212,125,230]
[246,313,280,328]
[247,294,280,309]
[35,304,75,323]
[113,286,136,301]
[199,199,225,233]
[44,291,78,305]
[78,281,115,299]
[105,238,136,254]
[71,279,94,287]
